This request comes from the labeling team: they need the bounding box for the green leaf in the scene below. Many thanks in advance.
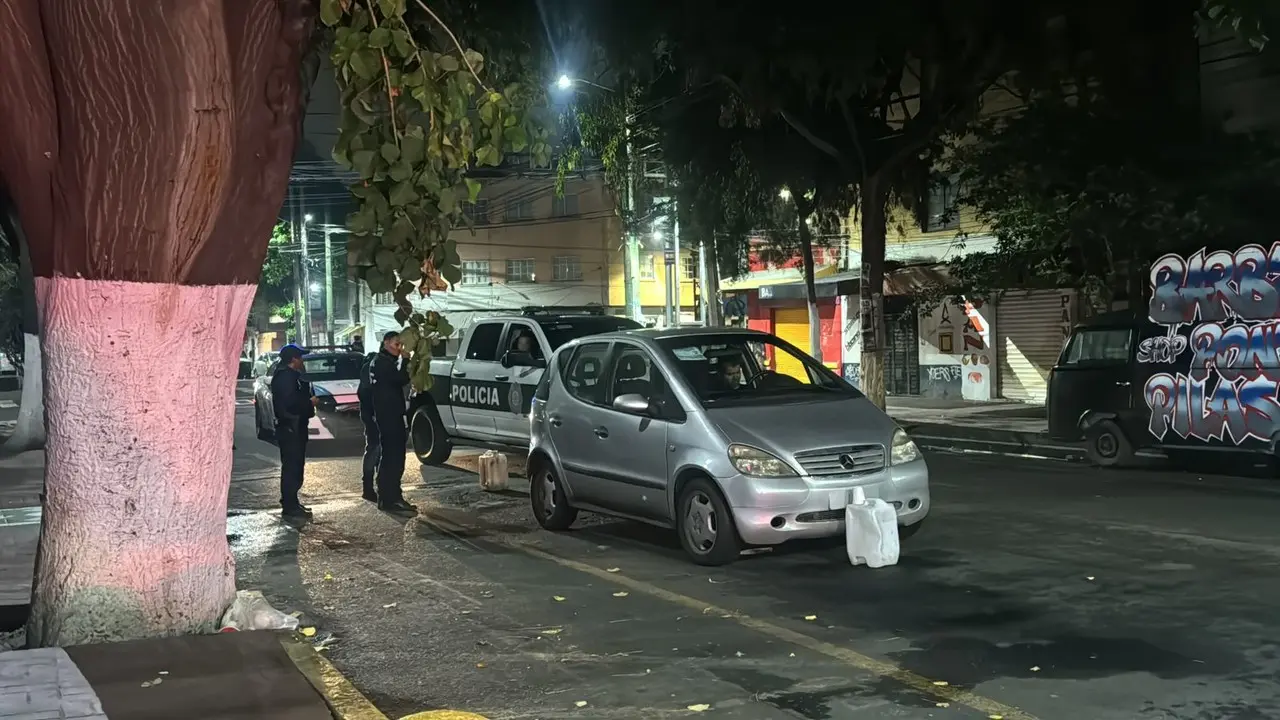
[319,0,343,26]
[400,257,423,282]
[350,49,381,81]
[401,128,426,165]
[503,125,529,153]
[369,27,392,48]
[398,325,420,350]
[476,145,502,167]
[365,267,395,294]
[441,263,462,285]
[438,54,460,72]
[389,161,414,182]
[380,143,401,163]
[383,215,413,247]
[348,206,377,235]
[435,317,454,338]
[352,149,378,178]
[375,250,398,273]
[462,50,485,75]
[391,30,414,58]
[436,187,456,214]
[389,181,420,207]
[465,178,482,203]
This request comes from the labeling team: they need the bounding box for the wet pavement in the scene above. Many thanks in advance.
[227,396,1280,720]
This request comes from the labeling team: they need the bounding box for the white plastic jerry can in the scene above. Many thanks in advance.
[478,450,509,492]
[845,486,901,568]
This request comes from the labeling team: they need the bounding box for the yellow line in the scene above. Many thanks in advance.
[424,513,1036,720]
[281,635,389,720]
[400,713,489,719]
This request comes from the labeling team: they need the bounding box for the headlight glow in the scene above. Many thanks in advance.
[728,444,797,477]
[891,428,921,466]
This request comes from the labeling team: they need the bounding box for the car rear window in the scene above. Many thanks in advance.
[539,317,641,349]
[303,354,363,382]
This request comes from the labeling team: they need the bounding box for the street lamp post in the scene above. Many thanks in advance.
[300,213,313,345]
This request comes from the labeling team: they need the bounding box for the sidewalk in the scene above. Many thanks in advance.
[886,396,1087,462]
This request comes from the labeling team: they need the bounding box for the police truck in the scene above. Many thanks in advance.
[408,306,642,464]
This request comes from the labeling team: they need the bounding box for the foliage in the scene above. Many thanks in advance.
[321,0,551,390]
[255,221,297,320]
[927,97,1280,309]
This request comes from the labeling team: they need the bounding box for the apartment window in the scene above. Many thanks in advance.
[463,199,489,225]
[505,258,536,283]
[639,253,656,280]
[374,292,393,304]
[553,255,583,282]
[461,260,490,285]
[680,255,696,281]
[922,174,961,232]
[504,199,534,222]
[552,193,580,217]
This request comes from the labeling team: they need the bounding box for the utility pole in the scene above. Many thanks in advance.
[697,238,712,326]
[289,185,306,344]
[300,206,312,346]
[323,221,335,346]
[623,118,642,323]
[671,213,681,327]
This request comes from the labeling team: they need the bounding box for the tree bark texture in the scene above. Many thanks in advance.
[796,217,822,364]
[859,175,889,410]
[0,0,314,646]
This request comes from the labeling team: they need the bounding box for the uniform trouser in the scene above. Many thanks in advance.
[360,409,381,494]
[277,423,309,508]
[375,412,406,502]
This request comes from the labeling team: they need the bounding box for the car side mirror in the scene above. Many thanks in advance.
[612,393,652,416]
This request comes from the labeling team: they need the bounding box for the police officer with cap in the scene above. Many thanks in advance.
[369,331,415,512]
[271,344,318,518]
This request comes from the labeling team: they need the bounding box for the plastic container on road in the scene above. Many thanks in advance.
[845,487,900,568]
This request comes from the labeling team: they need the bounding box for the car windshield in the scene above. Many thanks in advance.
[302,354,362,382]
[656,334,860,405]
[540,317,642,350]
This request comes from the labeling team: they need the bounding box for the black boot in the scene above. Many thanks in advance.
[362,487,379,503]
[378,498,416,513]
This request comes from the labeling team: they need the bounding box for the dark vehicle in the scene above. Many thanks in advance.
[408,306,642,464]
[1048,309,1280,467]
[253,349,365,441]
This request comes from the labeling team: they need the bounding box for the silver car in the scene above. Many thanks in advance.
[528,327,930,565]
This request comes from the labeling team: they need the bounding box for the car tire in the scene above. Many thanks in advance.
[410,403,452,465]
[1085,418,1134,467]
[677,477,742,566]
[255,406,274,441]
[898,518,925,540]
[529,458,577,531]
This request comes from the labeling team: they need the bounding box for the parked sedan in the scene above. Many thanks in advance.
[528,327,930,565]
[253,351,365,441]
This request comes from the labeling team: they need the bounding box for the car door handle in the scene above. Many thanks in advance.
[593,426,609,439]
[549,415,563,427]
[494,374,509,382]
[452,371,467,378]
[1115,381,1131,387]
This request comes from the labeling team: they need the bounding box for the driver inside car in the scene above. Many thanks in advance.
[716,357,745,391]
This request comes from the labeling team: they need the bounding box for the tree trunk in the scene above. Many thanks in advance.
[859,174,889,409]
[0,0,314,646]
[796,215,822,363]
[3,204,44,452]
[28,278,255,645]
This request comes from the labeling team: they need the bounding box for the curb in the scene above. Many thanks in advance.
[899,421,1087,463]
[280,634,389,720]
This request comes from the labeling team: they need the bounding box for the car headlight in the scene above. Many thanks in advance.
[728,444,796,477]
[891,428,921,466]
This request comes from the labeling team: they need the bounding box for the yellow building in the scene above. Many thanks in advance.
[606,250,700,323]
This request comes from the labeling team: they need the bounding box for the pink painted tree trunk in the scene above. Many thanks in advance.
[0,0,313,646]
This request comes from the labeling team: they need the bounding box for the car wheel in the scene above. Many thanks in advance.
[1085,418,1134,467]
[255,405,274,441]
[898,518,925,540]
[410,404,452,465]
[677,477,742,566]
[529,458,577,531]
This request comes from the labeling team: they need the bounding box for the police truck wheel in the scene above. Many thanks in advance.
[530,458,577,531]
[410,404,452,465]
[1085,419,1134,468]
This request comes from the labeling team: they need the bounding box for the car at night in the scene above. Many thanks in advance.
[253,349,366,442]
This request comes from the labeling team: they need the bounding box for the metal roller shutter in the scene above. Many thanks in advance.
[773,307,810,381]
[996,290,1076,403]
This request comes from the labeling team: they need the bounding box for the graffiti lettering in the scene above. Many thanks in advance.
[1136,335,1187,364]
[926,365,963,382]
[1145,246,1280,446]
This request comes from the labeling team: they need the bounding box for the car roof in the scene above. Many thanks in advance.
[565,326,772,346]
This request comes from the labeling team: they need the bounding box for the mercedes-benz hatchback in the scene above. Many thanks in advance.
[528,327,930,565]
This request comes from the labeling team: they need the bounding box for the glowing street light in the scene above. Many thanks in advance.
[556,74,573,91]
[309,283,320,293]
[304,213,314,222]
[778,188,791,200]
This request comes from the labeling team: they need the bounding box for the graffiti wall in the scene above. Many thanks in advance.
[1145,246,1280,444]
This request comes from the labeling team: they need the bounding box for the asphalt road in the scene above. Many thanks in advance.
[228,389,1280,720]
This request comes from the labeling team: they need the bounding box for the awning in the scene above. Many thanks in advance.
[335,324,363,340]
[720,264,840,291]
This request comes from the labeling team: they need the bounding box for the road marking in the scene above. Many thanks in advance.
[421,513,1038,720]
[0,400,16,409]
[401,713,488,720]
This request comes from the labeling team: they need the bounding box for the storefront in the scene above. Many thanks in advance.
[995,289,1076,403]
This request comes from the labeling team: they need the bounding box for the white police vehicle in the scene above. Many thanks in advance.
[409,306,641,464]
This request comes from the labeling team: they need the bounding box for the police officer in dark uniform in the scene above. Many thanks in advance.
[271,344,317,518]
[370,331,415,512]
[357,351,380,503]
